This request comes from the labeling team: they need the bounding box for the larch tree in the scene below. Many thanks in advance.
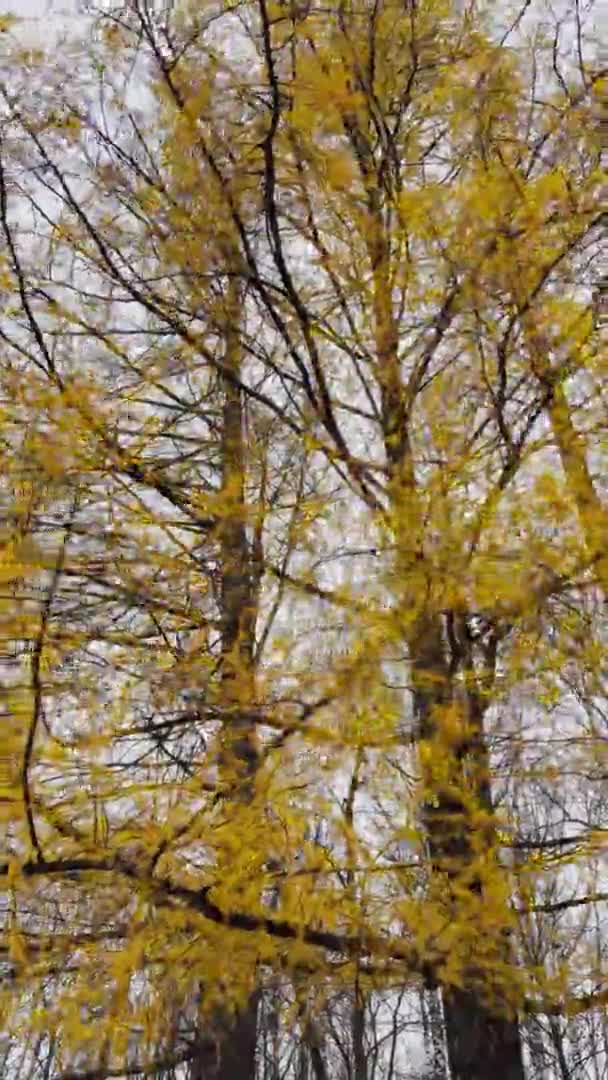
[0,1,606,1079]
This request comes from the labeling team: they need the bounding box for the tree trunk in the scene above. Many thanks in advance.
[199,277,260,1080]
[185,1002,258,1080]
[210,1003,259,1080]
[368,113,527,1069]
[410,613,525,1080]
[442,986,525,1080]
[352,988,367,1080]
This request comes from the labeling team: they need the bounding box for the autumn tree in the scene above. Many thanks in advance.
[0,1,606,1078]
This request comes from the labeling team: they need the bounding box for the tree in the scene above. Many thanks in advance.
[0,0,606,1077]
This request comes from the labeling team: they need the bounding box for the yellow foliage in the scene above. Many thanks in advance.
[0,0,604,1074]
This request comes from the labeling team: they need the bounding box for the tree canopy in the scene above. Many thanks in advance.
[0,1,606,1077]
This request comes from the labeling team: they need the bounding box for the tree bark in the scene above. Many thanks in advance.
[352,989,367,1080]
[410,613,526,1080]
[442,986,525,1080]
[185,1003,258,1080]
[209,1004,259,1080]
[194,277,260,1080]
